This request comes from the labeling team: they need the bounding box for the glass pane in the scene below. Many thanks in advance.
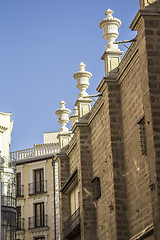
[35,169,44,192]
[35,203,44,227]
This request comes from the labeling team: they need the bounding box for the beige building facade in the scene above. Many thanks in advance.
[10,133,60,240]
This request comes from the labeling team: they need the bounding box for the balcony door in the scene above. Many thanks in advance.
[35,202,44,227]
[16,206,21,230]
[34,169,44,193]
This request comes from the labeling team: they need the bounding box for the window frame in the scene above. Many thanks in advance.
[34,168,44,193]
[35,202,44,228]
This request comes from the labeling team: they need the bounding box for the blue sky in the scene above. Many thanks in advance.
[0,0,139,151]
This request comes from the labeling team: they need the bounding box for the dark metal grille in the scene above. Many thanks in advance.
[16,184,24,197]
[138,117,147,156]
[28,215,48,229]
[1,195,16,208]
[34,237,45,240]
[63,208,80,239]
[1,224,16,240]
[16,218,24,231]
[28,180,47,195]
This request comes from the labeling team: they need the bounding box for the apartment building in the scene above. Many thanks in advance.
[54,0,160,239]
[0,111,16,240]
[10,132,60,240]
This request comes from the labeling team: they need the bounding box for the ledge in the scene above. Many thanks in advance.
[60,169,78,194]
[130,224,154,240]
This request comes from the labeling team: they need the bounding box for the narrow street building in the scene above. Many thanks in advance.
[10,132,60,240]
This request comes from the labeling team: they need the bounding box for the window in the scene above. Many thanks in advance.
[16,206,21,230]
[34,169,44,193]
[91,177,101,200]
[16,173,21,196]
[138,117,147,156]
[70,184,80,215]
[35,202,44,227]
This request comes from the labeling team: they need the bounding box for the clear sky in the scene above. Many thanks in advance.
[0,0,139,152]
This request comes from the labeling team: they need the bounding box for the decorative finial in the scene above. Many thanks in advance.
[69,106,78,128]
[74,106,78,115]
[79,62,86,71]
[99,9,121,50]
[73,62,92,98]
[60,100,66,109]
[105,9,114,20]
[55,101,71,132]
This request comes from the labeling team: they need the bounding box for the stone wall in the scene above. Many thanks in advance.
[58,2,160,240]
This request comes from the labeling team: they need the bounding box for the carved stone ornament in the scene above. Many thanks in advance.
[69,106,78,128]
[99,9,121,50]
[73,62,92,98]
[0,125,8,133]
[55,101,71,132]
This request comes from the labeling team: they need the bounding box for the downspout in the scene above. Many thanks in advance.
[52,158,57,240]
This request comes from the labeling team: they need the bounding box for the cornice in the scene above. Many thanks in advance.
[130,3,160,31]
[54,152,68,160]
[60,169,78,194]
[129,224,153,240]
[66,134,77,156]
[97,75,117,93]
[15,154,54,166]
[0,112,11,117]
[88,99,104,125]
[117,45,139,85]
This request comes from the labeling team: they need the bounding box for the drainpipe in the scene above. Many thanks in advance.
[52,158,57,240]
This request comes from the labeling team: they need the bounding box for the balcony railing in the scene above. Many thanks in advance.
[28,215,48,229]
[28,180,47,195]
[10,143,59,161]
[1,195,16,208]
[16,185,24,197]
[63,208,80,239]
[16,218,24,231]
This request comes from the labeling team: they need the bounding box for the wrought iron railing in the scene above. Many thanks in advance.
[10,143,59,161]
[28,215,48,229]
[28,180,47,195]
[63,208,80,238]
[1,195,16,208]
[16,185,24,197]
[16,218,24,231]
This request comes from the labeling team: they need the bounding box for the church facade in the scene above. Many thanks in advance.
[55,1,160,239]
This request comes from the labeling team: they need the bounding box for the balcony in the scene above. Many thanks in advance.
[63,208,80,239]
[10,143,59,161]
[28,215,48,229]
[16,218,25,231]
[1,195,16,208]
[28,180,47,195]
[16,185,24,197]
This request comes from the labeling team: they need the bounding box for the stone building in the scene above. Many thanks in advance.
[0,111,16,240]
[55,0,160,239]
[10,132,60,240]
